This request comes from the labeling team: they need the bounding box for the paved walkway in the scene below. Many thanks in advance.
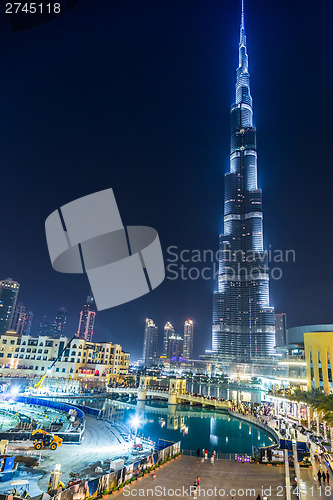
[297,442,333,499]
[111,455,285,499]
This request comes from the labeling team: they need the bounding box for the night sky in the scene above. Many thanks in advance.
[0,0,332,360]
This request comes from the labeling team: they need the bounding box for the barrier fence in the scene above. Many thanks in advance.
[0,396,85,444]
[52,441,181,500]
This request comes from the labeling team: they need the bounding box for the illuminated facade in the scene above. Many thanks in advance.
[0,278,20,335]
[183,319,193,360]
[0,331,129,382]
[163,321,175,356]
[212,1,275,363]
[12,303,33,336]
[77,293,96,342]
[142,318,158,366]
[167,334,183,360]
[304,331,333,394]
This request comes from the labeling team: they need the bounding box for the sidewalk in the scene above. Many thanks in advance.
[110,455,285,499]
[298,442,333,499]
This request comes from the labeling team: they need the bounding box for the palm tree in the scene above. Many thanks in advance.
[290,388,324,430]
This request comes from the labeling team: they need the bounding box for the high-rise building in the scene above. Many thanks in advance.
[167,334,183,360]
[12,302,33,336]
[212,1,275,364]
[0,278,20,334]
[37,315,57,337]
[183,319,194,360]
[275,313,287,347]
[55,307,67,337]
[163,321,175,356]
[142,318,158,366]
[77,293,96,342]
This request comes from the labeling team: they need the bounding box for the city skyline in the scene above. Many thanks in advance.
[0,1,332,359]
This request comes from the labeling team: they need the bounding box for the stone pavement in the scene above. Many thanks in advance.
[112,455,285,499]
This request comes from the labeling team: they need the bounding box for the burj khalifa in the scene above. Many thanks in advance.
[212,0,275,365]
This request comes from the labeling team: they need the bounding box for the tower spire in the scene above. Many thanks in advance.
[240,0,246,48]
[241,0,245,31]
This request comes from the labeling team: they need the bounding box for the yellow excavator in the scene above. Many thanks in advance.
[31,429,63,450]
[28,333,78,392]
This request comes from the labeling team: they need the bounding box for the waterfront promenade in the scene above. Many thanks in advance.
[111,455,285,499]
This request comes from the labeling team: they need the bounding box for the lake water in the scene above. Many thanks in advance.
[86,399,275,455]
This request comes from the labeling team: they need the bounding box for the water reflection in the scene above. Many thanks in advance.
[100,399,274,455]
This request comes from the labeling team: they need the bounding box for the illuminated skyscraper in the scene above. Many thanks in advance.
[0,278,20,334]
[77,293,96,342]
[183,319,193,360]
[167,334,183,360]
[12,302,33,336]
[163,321,175,356]
[142,318,158,366]
[212,1,275,363]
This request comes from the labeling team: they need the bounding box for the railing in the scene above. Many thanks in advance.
[0,396,85,444]
[228,410,280,446]
[182,449,237,460]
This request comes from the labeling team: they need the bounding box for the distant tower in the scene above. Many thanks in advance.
[55,307,67,336]
[12,302,33,336]
[77,293,96,341]
[37,315,57,337]
[167,334,183,359]
[0,278,20,334]
[142,318,158,366]
[275,313,287,347]
[183,319,194,360]
[163,322,175,356]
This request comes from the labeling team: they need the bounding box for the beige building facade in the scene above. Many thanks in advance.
[0,331,129,383]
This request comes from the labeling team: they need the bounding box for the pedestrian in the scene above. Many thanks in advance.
[196,476,200,486]
[193,483,198,499]
[326,471,330,484]
[323,472,326,484]
[318,470,322,485]
[196,448,200,458]
[202,448,205,457]
[256,495,261,500]
[213,449,216,459]
[210,455,215,465]
[205,449,208,460]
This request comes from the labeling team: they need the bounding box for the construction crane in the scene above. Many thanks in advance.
[28,333,78,392]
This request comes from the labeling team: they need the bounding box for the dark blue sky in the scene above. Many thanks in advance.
[0,0,332,360]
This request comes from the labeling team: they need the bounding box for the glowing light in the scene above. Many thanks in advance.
[130,414,142,430]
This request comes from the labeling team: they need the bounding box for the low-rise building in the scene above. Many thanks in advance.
[0,331,129,383]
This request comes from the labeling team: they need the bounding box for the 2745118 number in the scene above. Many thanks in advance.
[5,3,61,14]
